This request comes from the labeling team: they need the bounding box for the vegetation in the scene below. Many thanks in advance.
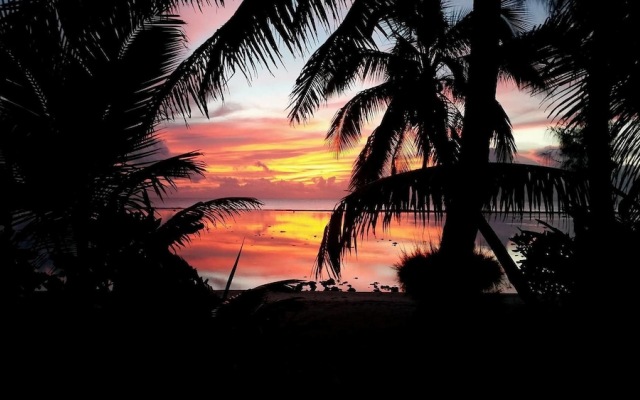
[2,0,638,336]
[296,0,640,310]
[521,0,640,310]
[298,0,577,299]
[510,220,577,305]
[2,1,638,392]
[394,245,503,303]
[0,1,267,317]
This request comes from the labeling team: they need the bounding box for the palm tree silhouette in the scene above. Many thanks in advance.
[532,1,639,226]
[290,0,471,189]
[0,1,261,305]
[288,0,591,302]
[6,0,635,306]
[520,0,640,305]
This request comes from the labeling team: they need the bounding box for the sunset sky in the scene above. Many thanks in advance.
[161,1,558,291]
[163,1,556,203]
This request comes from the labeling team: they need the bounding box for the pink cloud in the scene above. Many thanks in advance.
[177,176,348,200]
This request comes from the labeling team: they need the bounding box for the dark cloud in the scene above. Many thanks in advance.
[254,161,270,171]
[184,171,206,183]
[533,145,562,167]
[148,140,172,159]
[209,102,244,118]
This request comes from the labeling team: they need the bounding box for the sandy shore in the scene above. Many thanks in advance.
[6,290,630,395]
[213,290,527,344]
[204,290,601,392]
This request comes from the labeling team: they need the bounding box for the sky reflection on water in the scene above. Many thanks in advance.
[160,207,573,293]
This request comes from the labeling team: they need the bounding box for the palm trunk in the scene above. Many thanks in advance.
[477,214,537,304]
[575,18,617,306]
[584,29,616,229]
[439,0,501,257]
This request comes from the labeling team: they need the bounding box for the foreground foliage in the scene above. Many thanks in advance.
[0,1,263,314]
[394,245,504,303]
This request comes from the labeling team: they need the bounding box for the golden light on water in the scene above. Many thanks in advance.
[156,207,551,292]
[167,210,454,292]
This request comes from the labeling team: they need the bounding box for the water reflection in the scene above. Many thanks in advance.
[161,209,572,292]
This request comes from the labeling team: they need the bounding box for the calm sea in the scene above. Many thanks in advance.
[159,198,341,211]
[159,198,573,293]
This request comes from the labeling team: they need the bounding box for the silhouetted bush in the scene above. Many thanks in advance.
[511,218,640,309]
[510,221,577,305]
[394,246,503,304]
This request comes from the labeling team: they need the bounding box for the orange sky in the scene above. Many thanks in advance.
[163,1,557,203]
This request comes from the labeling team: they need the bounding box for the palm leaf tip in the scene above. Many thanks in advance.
[222,237,244,302]
[314,203,347,280]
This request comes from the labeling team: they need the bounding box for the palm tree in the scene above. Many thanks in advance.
[290,0,468,188]
[158,0,634,306]
[438,0,506,257]
[514,122,640,305]
[522,0,640,305]
[536,0,640,225]
[0,1,262,304]
[1,0,410,302]
[288,0,592,302]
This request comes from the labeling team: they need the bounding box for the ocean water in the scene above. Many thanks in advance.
[160,198,573,293]
[159,197,340,211]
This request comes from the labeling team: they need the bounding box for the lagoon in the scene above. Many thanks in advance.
[160,198,574,292]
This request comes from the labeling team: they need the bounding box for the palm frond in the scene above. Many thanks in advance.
[618,178,640,226]
[316,163,589,279]
[499,0,532,35]
[490,100,516,163]
[430,94,463,165]
[497,29,547,91]
[530,22,588,124]
[222,237,244,302]
[386,33,420,74]
[441,4,472,55]
[349,100,411,189]
[612,119,640,193]
[0,32,51,122]
[156,197,263,250]
[288,0,390,124]
[390,134,417,176]
[326,83,392,153]
[106,151,207,209]
[411,90,460,167]
[162,0,347,118]
[348,84,461,189]
[117,14,191,132]
[213,278,304,322]
[325,48,392,100]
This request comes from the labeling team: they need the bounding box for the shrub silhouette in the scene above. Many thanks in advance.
[394,246,503,304]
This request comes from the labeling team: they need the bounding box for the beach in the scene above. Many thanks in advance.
[228,289,526,335]
[5,289,633,396]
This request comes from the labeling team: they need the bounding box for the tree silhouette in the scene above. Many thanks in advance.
[0,0,261,310]
[522,0,640,306]
[305,0,468,188]
[288,0,584,302]
[165,0,638,307]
